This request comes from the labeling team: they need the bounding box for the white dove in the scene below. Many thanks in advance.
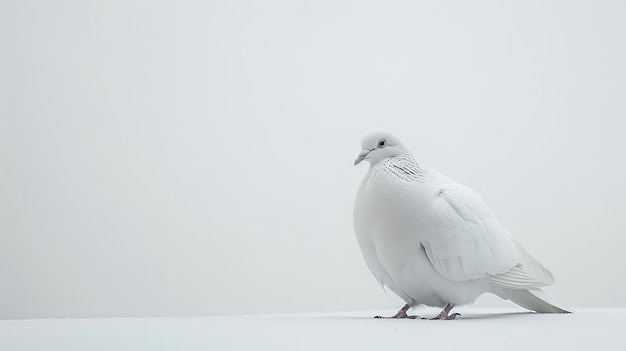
[353,129,570,319]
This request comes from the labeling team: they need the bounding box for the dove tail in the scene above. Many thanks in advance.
[495,288,572,313]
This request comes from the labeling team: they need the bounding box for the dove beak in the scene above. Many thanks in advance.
[354,149,371,166]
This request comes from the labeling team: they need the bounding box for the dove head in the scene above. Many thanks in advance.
[354,129,409,166]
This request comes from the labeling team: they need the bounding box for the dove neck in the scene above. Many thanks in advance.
[370,152,426,182]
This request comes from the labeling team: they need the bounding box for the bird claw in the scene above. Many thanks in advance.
[428,304,460,320]
[374,304,421,319]
[374,303,460,320]
[430,312,461,320]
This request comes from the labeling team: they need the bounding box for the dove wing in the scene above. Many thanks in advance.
[418,182,553,288]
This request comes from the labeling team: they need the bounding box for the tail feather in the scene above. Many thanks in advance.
[495,288,572,313]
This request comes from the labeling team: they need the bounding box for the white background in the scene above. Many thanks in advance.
[2,1,625,319]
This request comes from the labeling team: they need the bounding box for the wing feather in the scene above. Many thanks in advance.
[488,241,554,288]
[419,183,552,288]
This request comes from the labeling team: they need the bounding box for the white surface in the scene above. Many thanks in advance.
[1,308,624,351]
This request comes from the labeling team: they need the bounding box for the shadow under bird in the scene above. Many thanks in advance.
[353,129,571,320]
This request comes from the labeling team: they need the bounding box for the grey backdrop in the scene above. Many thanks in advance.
[2,1,625,319]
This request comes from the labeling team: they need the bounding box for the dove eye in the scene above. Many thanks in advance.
[378,139,386,148]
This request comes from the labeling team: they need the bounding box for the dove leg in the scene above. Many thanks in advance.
[374,304,421,319]
[430,304,460,320]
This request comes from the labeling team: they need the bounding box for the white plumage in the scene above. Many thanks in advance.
[353,129,570,319]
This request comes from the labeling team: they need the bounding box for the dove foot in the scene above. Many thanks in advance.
[374,304,422,319]
[429,304,460,320]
